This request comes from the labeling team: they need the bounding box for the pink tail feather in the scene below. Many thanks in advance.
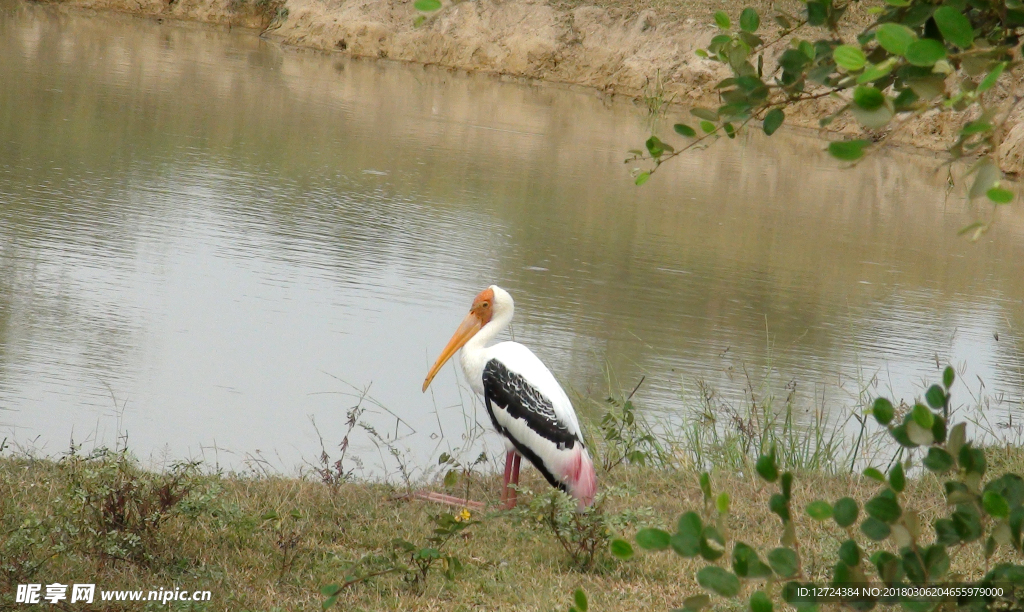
[563,445,597,510]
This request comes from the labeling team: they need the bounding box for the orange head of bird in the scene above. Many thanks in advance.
[422,287,495,392]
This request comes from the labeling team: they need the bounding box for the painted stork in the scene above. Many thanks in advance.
[422,286,596,510]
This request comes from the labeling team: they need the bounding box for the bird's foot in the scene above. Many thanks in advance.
[410,490,485,510]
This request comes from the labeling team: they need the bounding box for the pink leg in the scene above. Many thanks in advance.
[506,453,522,509]
[411,490,484,510]
[501,450,514,506]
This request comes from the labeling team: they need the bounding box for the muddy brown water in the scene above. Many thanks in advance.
[2,2,1022,474]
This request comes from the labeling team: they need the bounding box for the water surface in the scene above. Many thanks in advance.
[2,2,1023,474]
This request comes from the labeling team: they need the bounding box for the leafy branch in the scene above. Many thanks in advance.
[634,0,1024,222]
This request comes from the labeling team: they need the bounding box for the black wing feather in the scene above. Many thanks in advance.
[482,359,579,449]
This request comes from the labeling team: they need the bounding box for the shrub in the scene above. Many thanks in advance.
[616,367,1023,611]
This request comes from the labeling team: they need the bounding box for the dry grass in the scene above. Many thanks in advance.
[2,443,1022,611]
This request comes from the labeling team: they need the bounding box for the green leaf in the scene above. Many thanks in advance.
[806,500,833,520]
[699,121,717,134]
[979,62,1007,93]
[959,444,987,475]
[872,397,894,425]
[987,187,1015,204]
[671,531,701,558]
[889,463,905,492]
[414,0,442,11]
[443,469,459,488]
[943,366,955,389]
[851,100,893,130]
[673,512,703,557]
[674,123,697,137]
[925,384,946,409]
[935,519,960,545]
[857,59,895,84]
[767,547,799,578]
[923,544,950,579]
[635,172,651,186]
[700,526,726,561]
[678,511,703,538]
[755,452,778,482]
[574,588,588,612]
[912,403,934,429]
[750,590,773,612]
[740,8,761,32]
[683,594,712,611]
[961,121,993,136]
[806,0,827,25]
[610,538,634,559]
[691,107,719,121]
[733,542,771,578]
[833,45,867,71]
[923,447,955,473]
[838,539,861,566]
[969,158,1001,200]
[947,422,967,458]
[828,140,869,161]
[769,494,790,522]
[904,39,946,67]
[636,528,672,550]
[762,108,784,135]
[714,10,731,29]
[699,472,713,501]
[983,491,1010,518]
[865,494,902,523]
[933,6,974,49]
[716,493,731,514]
[697,566,741,597]
[833,497,859,527]
[863,467,885,482]
[646,136,665,158]
[853,86,885,111]
[861,516,892,540]
[953,507,984,542]
[874,23,916,55]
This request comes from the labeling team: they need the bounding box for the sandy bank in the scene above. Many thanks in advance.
[45,0,1024,171]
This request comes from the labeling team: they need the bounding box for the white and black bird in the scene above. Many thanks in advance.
[422,285,596,509]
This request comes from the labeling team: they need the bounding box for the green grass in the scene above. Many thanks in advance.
[3,381,1023,611]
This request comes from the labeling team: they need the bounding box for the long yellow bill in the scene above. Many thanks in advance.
[422,313,482,392]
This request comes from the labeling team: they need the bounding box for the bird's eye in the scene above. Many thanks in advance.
[482,302,490,308]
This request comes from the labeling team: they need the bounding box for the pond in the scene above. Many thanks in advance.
[2,1,1022,475]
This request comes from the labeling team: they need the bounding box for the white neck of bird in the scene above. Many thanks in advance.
[467,304,514,352]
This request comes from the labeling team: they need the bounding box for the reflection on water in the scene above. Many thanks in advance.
[1,2,1023,472]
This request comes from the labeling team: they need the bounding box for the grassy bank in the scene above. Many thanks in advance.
[3,385,1023,611]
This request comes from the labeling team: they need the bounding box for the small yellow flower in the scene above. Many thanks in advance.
[456,508,472,522]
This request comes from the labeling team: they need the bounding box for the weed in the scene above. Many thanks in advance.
[674,373,847,473]
[517,486,650,570]
[260,509,306,581]
[639,69,675,126]
[615,367,1024,611]
[594,376,670,472]
[437,449,489,504]
[57,447,201,563]
[309,396,366,487]
[321,509,478,605]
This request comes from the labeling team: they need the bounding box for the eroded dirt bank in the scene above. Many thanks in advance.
[45,0,1024,171]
